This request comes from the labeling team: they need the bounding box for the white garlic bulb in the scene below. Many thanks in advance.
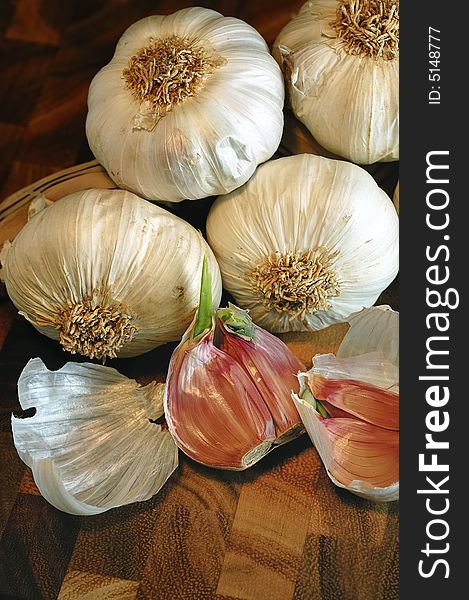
[273,0,399,164]
[12,358,178,515]
[393,180,399,214]
[86,7,285,202]
[1,188,222,360]
[206,153,398,332]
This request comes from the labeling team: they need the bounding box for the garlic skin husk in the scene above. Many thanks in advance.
[206,154,399,333]
[293,306,399,502]
[337,304,398,364]
[164,302,305,470]
[272,0,399,164]
[1,188,222,360]
[12,358,178,515]
[86,7,285,202]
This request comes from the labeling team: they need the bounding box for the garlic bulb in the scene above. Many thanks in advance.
[273,0,399,164]
[164,258,304,470]
[293,306,399,502]
[393,180,399,214]
[86,7,285,202]
[206,153,399,333]
[1,188,222,360]
[12,358,178,515]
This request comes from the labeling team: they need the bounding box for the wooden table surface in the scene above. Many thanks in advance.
[0,2,399,599]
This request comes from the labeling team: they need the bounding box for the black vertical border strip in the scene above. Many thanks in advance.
[400,1,464,595]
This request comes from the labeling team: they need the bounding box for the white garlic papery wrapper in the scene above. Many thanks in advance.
[12,358,178,515]
[272,0,399,164]
[337,305,398,367]
[86,7,285,202]
[1,188,222,360]
[293,306,399,502]
[206,154,399,333]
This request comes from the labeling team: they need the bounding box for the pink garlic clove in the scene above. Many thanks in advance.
[164,324,277,470]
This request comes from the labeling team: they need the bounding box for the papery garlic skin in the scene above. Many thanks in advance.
[164,302,304,471]
[206,154,399,333]
[86,7,285,202]
[337,304,398,365]
[293,306,399,502]
[12,358,178,515]
[1,189,222,359]
[272,0,399,164]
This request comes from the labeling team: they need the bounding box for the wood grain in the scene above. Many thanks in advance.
[0,2,398,599]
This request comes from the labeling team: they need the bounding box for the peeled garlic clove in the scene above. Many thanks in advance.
[86,7,284,202]
[1,188,222,360]
[206,154,398,333]
[12,358,178,515]
[164,258,304,470]
[293,306,399,502]
[273,0,399,164]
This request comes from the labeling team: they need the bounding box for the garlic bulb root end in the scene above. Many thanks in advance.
[52,299,137,361]
[123,34,225,126]
[248,247,341,321]
[332,0,399,60]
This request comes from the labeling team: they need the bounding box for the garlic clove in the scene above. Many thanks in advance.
[310,353,399,429]
[311,351,399,393]
[12,358,178,515]
[216,304,305,443]
[293,306,399,502]
[164,258,304,470]
[164,326,277,470]
[321,418,398,489]
[293,395,399,501]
